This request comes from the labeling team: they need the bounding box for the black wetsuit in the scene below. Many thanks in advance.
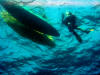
[64,15,77,32]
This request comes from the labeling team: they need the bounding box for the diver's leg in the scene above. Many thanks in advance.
[76,27,90,34]
[72,30,82,43]
[67,26,82,43]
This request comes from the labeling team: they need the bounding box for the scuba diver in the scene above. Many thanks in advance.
[62,11,90,43]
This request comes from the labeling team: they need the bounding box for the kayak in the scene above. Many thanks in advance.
[0,0,60,36]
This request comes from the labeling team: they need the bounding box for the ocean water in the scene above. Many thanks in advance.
[0,0,100,75]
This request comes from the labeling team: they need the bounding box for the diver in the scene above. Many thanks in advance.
[62,11,90,43]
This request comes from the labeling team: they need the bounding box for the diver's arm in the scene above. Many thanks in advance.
[62,13,66,24]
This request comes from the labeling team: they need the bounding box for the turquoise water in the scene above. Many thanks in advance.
[0,0,100,75]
